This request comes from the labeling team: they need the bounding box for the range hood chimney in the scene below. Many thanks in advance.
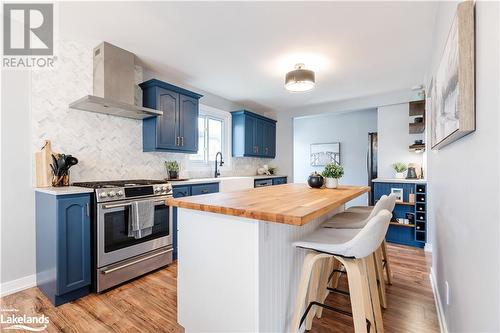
[69,42,162,120]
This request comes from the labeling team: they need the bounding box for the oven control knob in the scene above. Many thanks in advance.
[154,187,161,193]
[161,186,167,191]
[116,191,123,197]
[108,191,116,197]
[99,192,108,198]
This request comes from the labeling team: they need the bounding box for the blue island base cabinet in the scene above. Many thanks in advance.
[36,192,91,306]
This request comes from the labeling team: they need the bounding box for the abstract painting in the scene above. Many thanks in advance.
[310,142,340,166]
[430,1,475,149]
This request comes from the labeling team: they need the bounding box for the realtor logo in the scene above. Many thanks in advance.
[3,3,53,56]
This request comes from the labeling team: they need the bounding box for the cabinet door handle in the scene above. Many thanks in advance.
[86,203,90,217]
[181,136,184,146]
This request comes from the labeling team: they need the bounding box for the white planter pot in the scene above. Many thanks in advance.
[325,178,338,189]
[395,172,405,179]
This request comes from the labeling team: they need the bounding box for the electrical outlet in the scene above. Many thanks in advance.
[445,281,450,305]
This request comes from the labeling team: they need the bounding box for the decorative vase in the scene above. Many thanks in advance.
[168,170,179,179]
[395,172,405,179]
[307,172,324,188]
[325,177,338,189]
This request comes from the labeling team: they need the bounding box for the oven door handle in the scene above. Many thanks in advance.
[101,248,173,275]
[102,200,167,209]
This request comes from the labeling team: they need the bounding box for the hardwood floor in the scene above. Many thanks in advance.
[1,244,439,332]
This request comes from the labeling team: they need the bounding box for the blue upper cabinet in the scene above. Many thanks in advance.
[231,110,277,158]
[140,79,203,153]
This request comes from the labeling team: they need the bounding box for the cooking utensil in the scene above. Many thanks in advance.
[66,156,78,167]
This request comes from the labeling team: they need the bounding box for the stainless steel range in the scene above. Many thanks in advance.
[73,180,173,292]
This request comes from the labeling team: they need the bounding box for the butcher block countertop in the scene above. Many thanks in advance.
[167,183,370,226]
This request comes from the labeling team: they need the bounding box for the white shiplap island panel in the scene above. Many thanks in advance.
[177,207,342,332]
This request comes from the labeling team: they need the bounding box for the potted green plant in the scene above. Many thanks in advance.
[165,161,180,179]
[392,162,408,179]
[322,163,344,189]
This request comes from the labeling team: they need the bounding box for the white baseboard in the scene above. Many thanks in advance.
[0,274,36,297]
[425,243,433,252]
[429,267,448,333]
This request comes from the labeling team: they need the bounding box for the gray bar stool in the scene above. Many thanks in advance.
[324,194,396,291]
[291,210,392,333]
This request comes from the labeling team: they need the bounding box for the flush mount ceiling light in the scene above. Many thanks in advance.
[285,63,316,92]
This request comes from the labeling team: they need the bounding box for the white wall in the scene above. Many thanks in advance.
[426,1,500,332]
[275,89,418,181]
[293,109,377,206]
[377,103,424,178]
[1,70,36,288]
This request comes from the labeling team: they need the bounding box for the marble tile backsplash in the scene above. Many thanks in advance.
[32,40,272,182]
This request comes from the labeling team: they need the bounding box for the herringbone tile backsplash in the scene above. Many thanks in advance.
[32,40,271,182]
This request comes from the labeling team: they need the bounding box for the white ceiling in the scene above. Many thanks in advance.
[60,1,438,112]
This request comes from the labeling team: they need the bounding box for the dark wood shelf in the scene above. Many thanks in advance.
[409,143,426,152]
[409,100,425,116]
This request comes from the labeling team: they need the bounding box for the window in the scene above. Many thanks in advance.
[190,105,229,165]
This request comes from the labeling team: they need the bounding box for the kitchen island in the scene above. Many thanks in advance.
[167,183,369,332]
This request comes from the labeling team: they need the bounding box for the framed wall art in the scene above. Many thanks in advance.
[310,142,340,167]
[430,1,475,150]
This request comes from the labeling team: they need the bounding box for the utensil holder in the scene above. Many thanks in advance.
[52,173,70,187]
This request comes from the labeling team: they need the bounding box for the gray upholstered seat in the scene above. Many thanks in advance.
[293,210,392,259]
[322,194,396,229]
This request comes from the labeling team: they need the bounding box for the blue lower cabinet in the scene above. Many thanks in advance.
[272,177,287,185]
[172,182,220,259]
[373,181,427,248]
[254,177,287,188]
[191,183,219,196]
[36,192,91,306]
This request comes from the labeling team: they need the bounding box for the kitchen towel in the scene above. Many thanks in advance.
[128,200,155,239]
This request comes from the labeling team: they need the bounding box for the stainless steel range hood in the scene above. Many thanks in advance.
[69,42,162,120]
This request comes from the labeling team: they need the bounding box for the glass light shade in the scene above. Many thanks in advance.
[285,64,316,92]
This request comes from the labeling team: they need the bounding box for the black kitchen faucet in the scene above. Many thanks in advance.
[215,152,224,178]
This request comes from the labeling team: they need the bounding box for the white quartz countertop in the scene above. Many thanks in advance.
[372,178,427,184]
[34,186,94,195]
[169,175,287,186]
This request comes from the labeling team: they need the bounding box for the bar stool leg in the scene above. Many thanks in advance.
[330,258,343,289]
[374,247,387,309]
[366,254,384,332]
[290,252,330,332]
[315,257,334,319]
[360,258,375,333]
[305,257,323,330]
[336,256,369,333]
[381,240,393,285]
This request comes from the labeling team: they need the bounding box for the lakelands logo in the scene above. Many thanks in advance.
[3,3,56,68]
[0,308,49,331]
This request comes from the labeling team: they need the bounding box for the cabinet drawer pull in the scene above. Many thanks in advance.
[201,189,209,194]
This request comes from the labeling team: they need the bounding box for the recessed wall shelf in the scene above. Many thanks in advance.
[390,222,415,228]
[396,201,415,206]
